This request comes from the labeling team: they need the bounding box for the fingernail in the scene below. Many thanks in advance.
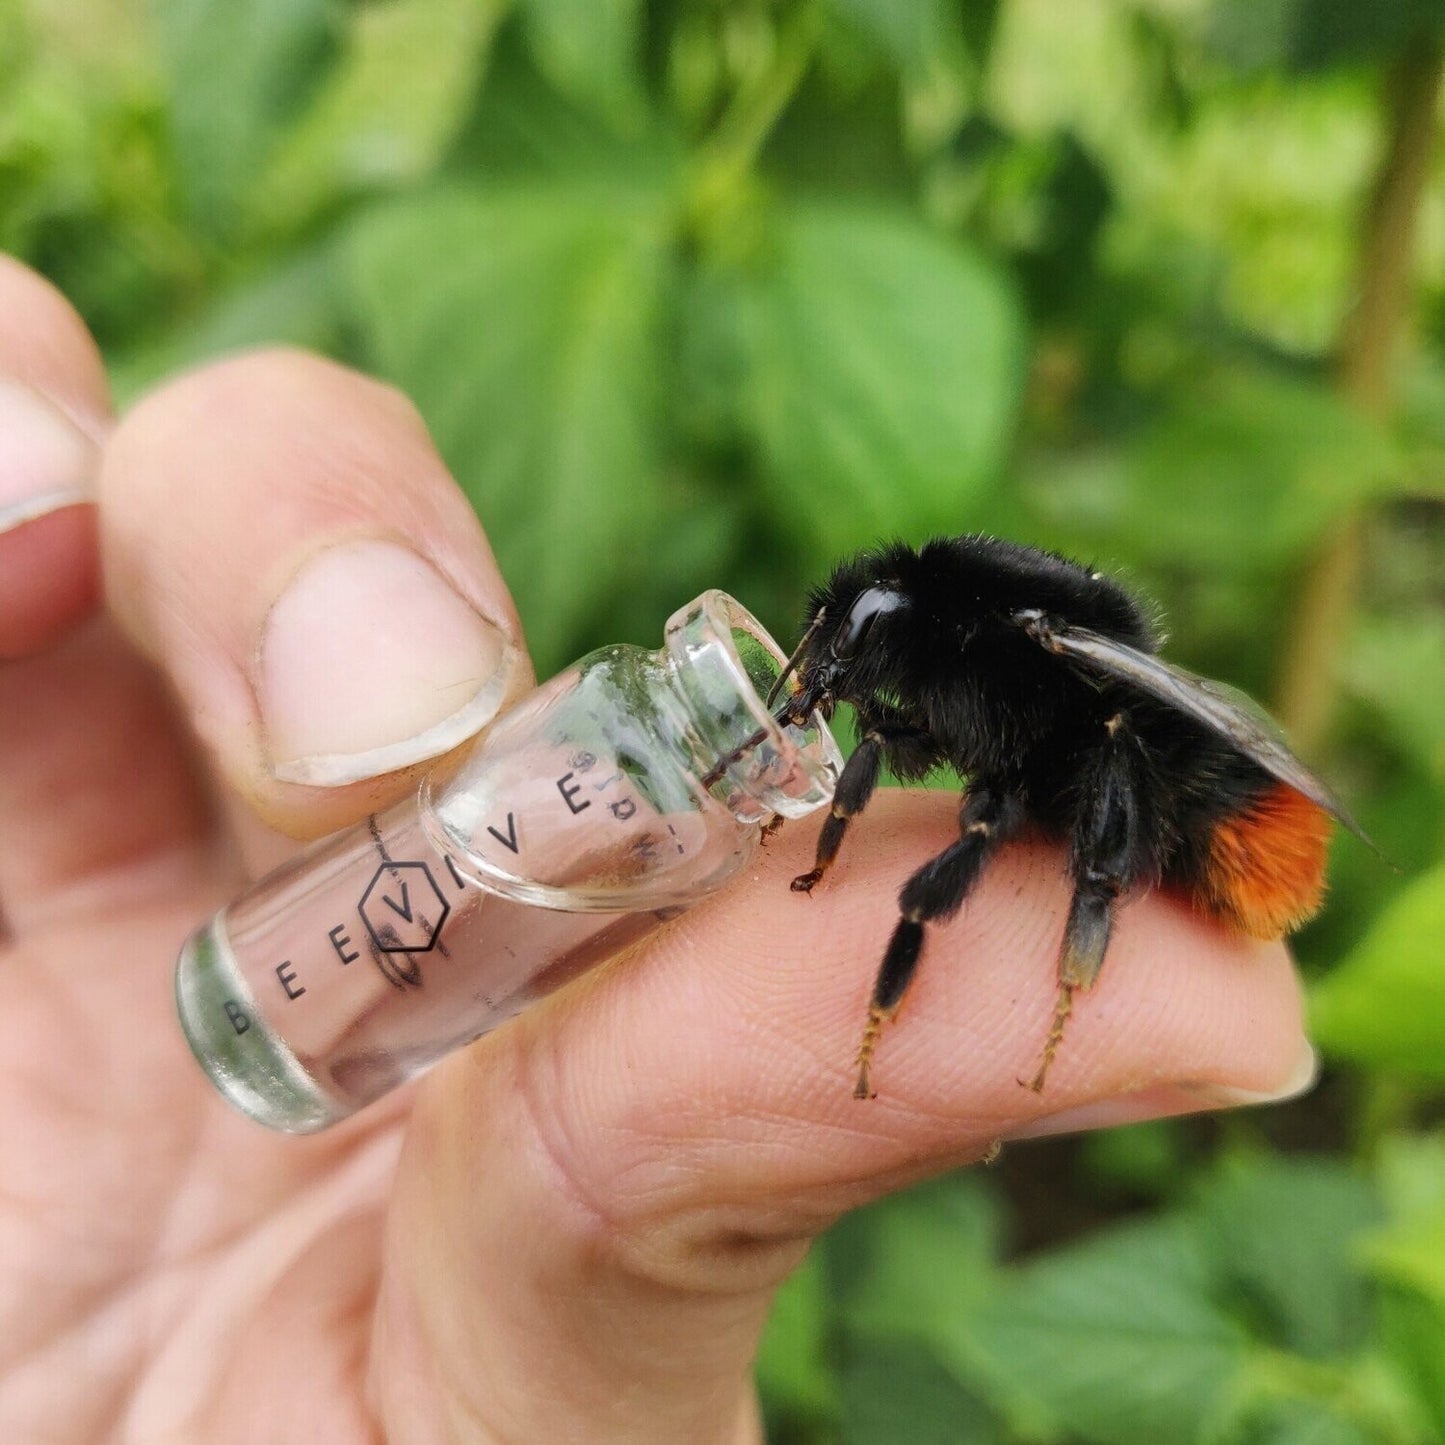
[1182,1037,1319,1109]
[1003,1091,1188,1141]
[1003,1039,1319,1142]
[258,539,523,786]
[0,380,95,536]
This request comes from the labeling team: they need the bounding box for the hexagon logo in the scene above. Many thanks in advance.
[360,861,450,954]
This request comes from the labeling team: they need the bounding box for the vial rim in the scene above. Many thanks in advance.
[664,588,841,821]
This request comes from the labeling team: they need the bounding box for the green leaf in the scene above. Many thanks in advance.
[959,0,1004,69]
[1344,615,1445,781]
[582,479,750,650]
[154,0,339,234]
[825,1178,1006,1440]
[1376,1286,1445,1440]
[518,0,646,127]
[1234,1398,1377,1445]
[109,245,347,403]
[447,20,676,181]
[1361,1136,1445,1315]
[971,1216,1249,1444]
[1194,1155,1380,1359]
[251,0,506,235]
[736,201,1025,556]
[756,1246,839,1425]
[1367,1216,1445,1306]
[824,0,965,78]
[1209,0,1445,75]
[346,183,669,668]
[1375,1134,1445,1226]
[837,1335,1006,1445]
[1111,369,1398,571]
[761,65,914,200]
[1310,860,1445,1078]
[826,1174,1000,1365]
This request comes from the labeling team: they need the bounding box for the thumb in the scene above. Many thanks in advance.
[100,349,534,845]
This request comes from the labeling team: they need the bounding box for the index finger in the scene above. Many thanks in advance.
[379,788,1310,1433]
[505,789,1310,1191]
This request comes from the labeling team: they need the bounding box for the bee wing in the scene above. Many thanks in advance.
[1042,624,1367,839]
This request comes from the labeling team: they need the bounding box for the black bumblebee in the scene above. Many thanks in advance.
[764,534,1357,1097]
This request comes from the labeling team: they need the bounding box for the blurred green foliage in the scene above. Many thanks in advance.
[4,0,1444,1439]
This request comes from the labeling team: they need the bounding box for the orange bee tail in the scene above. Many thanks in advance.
[1198,783,1332,940]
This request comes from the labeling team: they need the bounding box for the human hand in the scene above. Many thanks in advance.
[0,256,1314,1443]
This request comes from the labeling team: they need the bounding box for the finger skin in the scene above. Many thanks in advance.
[0,256,111,422]
[378,788,1307,1444]
[0,256,111,656]
[0,260,207,932]
[0,620,214,934]
[100,349,535,840]
[0,509,100,659]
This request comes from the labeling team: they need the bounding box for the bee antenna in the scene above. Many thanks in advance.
[766,611,824,709]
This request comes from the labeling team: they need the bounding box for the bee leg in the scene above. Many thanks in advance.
[793,717,934,892]
[1027,713,1146,1092]
[1025,878,1118,1092]
[791,731,886,892]
[855,785,1020,1098]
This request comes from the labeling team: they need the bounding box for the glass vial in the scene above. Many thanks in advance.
[175,591,842,1132]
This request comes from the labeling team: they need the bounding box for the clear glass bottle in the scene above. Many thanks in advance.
[175,590,841,1132]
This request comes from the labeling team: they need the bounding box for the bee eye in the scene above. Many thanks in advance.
[831,586,905,661]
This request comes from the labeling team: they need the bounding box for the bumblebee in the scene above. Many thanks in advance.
[766,535,1357,1096]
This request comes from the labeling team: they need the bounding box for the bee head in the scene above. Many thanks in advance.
[771,583,907,722]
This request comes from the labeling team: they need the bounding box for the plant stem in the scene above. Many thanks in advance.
[683,3,820,243]
[1274,39,1444,751]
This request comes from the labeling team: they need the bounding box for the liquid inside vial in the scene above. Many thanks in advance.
[176,591,842,1132]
